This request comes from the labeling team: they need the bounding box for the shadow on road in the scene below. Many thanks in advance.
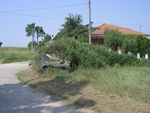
[28,76,96,109]
[0,83,88,113]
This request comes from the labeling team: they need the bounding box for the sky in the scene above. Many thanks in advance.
[0,0,150,47]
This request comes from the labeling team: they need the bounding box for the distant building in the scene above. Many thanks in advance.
[91,23,150,45]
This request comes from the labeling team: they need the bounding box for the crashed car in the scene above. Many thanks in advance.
[39,52,69,73]
[38,49,80,73]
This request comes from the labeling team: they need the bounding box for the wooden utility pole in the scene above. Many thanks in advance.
[89,0,91,44]
[140,25,141,34]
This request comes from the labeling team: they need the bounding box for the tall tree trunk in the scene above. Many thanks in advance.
[37,34,39,44]
[36,32,39,45]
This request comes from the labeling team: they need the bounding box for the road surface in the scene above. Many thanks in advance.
[0,62,87,113]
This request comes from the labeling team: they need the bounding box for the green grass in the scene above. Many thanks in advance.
[0,47,34,63]
[93,67,150,102]
[42,66,150,104]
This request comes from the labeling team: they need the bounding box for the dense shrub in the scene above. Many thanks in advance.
[104,28,123,50]
[122,34,150,57]
[39,38,141,68]
[122,34,137,54]
[135,35,150,57]
[104,29,150,57]
[28,41,38,50]
[76,36,88,43]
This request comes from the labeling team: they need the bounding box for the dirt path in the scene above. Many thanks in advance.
[0,62,90,113]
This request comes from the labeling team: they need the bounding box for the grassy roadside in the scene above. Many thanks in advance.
[4,47,150,112]
[0,47,34,63]
[17,66,150,113]
[43,66,150,104]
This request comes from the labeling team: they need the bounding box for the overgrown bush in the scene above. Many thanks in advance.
[135,35,150,57]
[104,28,123,51]
[38,38,141,68]
[28,41,38,50]
[122,34,137,54]
[76,36,88,43]
[104,29,150,57]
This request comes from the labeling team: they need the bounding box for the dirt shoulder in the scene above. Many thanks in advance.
[19,69,150,113]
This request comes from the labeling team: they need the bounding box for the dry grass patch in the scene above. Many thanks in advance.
[18,67,150,113]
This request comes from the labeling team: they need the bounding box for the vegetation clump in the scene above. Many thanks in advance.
[104,28,150,57]
[37,38,144,69]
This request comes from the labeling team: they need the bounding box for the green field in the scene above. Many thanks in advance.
[0,47,34,63]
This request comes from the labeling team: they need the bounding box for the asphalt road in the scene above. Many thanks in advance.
[0,62,87,113]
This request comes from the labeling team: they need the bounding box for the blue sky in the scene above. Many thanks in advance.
[0,0,150,47]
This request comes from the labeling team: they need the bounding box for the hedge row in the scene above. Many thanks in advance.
[39,38,143,68]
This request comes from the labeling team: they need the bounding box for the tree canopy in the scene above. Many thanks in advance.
[104,28,123,51]
[104,29,150,56]
[35,26,45,43]
[55,14,89,40]
[25,23,45,50]
[25,23,35,37]
[25,23,45,43]
[39,34,52,46]
[28,41,38,50]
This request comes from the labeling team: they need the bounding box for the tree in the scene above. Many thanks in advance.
[0,42,2,47]
[104,29,123,51]
[54,29,65,39]
[43,34,51,42]
[35,26,45,44]
[135,35,149,57]
[39,34,51,46]
[25,23,45,50]
[121,34,137,54]
[25,23,36,50]
[104,29,150,56]
[28,41,38,50]
[55,14,89,40]
[25,23,36,37]
[62,14,84,37]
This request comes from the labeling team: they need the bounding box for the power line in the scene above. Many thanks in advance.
[1,3,87,12]
[141,25,150,31]
[0,26,23,31]
[0,11,64,20]
[0,3,88,20]
[76,4,88,14]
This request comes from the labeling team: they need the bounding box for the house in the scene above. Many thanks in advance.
[91,23,150,45]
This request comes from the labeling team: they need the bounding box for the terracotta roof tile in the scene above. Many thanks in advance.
[92,23,150,36]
